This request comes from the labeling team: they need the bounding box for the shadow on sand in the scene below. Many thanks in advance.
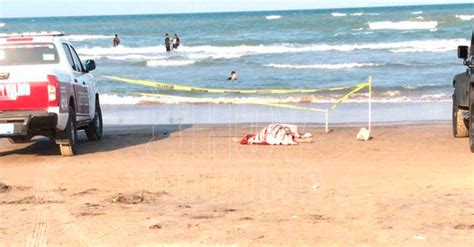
[0,124,192,157]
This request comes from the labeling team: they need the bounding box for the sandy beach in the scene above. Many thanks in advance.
[0,121,472,246]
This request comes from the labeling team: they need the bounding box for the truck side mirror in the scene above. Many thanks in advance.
[458,46,469,60]
[85,60,96,72]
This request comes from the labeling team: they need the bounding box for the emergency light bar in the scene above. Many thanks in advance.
[0,31,65,38]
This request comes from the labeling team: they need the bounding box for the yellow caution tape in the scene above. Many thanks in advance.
[131,92,328,112]
[331,82,369,110]
[103,75,360,94]
[252,102,328,113]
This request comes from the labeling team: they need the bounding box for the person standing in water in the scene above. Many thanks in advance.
[172,34,180,50]
[113,34,120,47]
[165,33,171,52]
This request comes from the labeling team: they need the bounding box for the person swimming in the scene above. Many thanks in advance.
[228,71,238,81]
[113,34,120,47]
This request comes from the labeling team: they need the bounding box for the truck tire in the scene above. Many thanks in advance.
[470,105,473,153]
[470,85,474,153]
[453,94,469,138]
[85,98,103,141]
[8,137,31,144]
[59,106,77,156]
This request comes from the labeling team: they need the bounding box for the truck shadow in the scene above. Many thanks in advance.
[0,124,192,157]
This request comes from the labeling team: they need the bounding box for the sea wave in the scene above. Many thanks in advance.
[456,15,474,21]
[350,13,379,16]
[77,39,469,61]
[368,21,438,30]
[411,11,423,15]
[146,59,196,67]
[107,54,167,61]
[331,12,347,17]
[266,15,282,20]
[63,34,114,42]
[0,23,5,27]
[264,63,384,69]
[99,91,451,106]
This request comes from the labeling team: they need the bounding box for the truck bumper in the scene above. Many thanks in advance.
[0,111,57,137]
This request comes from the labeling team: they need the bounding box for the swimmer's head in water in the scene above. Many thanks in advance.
[229,71,238,81]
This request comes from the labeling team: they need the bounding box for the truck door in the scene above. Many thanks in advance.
[62,43,90,120]
[69,45,95,119]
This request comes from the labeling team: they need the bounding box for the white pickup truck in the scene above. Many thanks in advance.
[0,32,102,156]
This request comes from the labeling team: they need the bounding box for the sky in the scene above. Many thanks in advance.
[0,0,472,18]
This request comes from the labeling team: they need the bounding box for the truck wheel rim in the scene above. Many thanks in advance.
[96,113,100,130]
[70,120,75,144]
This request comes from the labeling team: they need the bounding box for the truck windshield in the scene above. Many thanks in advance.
[0,43,60,66]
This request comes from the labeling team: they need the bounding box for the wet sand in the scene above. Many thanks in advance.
[0,122,472,246]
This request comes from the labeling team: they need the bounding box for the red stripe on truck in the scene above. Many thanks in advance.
[0,81,50,111]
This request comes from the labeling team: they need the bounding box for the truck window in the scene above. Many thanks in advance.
[62,43,76,71]
[0,43,60,66]
[69,46,85,73]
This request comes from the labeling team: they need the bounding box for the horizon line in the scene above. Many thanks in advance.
[0,2,471,20]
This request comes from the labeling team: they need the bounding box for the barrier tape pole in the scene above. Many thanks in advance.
[325,109,329,134]
[368,76,372,133]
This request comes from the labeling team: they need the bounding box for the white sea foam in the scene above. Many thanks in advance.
[331,12,347,17]
[368,21,438,30]
[100,94,143,105]
[146,59,196,67]
[266,15,282,20]
[264,63,384,70]
[0,23,5,27]
[100,94,323,105]
[411,11,423,15]
[350,13,379,16]
[456,15,474,21]
[81,55,103,60]
[63,34,114,42]
[415,16,424,20]
[77,45,163,55]
[77,38,469,61]
[106,54,166,61]
[99,92,451,105]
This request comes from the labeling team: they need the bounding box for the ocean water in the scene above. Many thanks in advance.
[1,4,473,123]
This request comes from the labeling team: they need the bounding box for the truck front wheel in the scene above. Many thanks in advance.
[453,94,469,138]
[470,85,474,153]
[59,106,77,156]
[85,98,103,141]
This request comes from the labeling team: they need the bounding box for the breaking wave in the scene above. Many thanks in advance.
[77,39,468,62]
[107,54,167,61]
[0,23,5,27]
[264,63,384,70]
[266,15,282,20]
[331,13,347,17]
[411,11,423,15]
[350,13,379,16]
[146,59,196,67]
[368,21,438,30]
[99,91,451,106]
[456,15,474,21]
[63,34,114,42]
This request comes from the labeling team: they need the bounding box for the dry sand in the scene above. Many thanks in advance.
[0,122,472,246]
